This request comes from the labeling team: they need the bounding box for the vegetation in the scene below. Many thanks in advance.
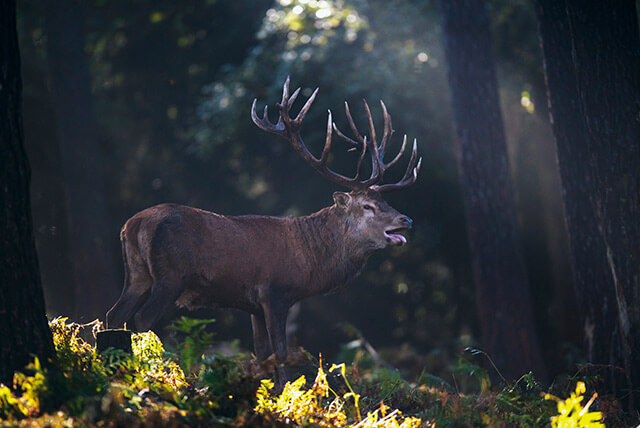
[0,318,626,427]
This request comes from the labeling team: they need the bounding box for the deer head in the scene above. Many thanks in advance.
[251,77,421,249]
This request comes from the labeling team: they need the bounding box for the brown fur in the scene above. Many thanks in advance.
[106,190,412,380]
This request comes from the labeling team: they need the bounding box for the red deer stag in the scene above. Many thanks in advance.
[106,77,421,380]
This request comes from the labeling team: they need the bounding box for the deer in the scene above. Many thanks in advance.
[105,77,421,381]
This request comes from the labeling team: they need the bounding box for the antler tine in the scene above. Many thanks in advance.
[326,114,370,183]
[402,154,422,185]
[331,121,377,184]
[354,134,368,179]
[396,156,422,187]
[362,99,377,149]
[361,99,384,185]
[287,87,301,110]
[379,100,393,156]
[327,116,370,183]
[362,134,383,187]
[344,101,365,143]
[319,110,334,166]
[372,138,422,192]
[384,134,408,170]
[331,100,387,187]
[294,87,319,125]
[281,75,291,106]
[251,98,285,135]
[332,122,360,150]
[276,76,303,121]
[402,139,419,180]
[338,99,384,184]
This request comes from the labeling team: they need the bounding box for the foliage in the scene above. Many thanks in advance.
[167,316,216,375]
[130,330,187,391]
[0,359,46,419]
[0,318,188,425]
[544,382,604,428]
[0,316,633,427]
[48,317,99,372]
[188,352,258,420]
[254,358,421,427]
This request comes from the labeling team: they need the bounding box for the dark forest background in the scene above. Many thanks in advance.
[11,0,639,398]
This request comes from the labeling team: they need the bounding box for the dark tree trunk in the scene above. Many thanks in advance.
[438,0,547,381]
[44,0,119,321]
[22,56,77,317]
[0,0,55,383]
[536,0,640,407]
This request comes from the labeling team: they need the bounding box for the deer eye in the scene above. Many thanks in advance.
[363,204,375,212]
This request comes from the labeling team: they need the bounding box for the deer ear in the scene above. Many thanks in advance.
[333,192,352,209]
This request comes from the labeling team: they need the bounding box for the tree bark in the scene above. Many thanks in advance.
[536,0,640,407]
[439,0,547,381]
[0,0,55,383]
[21,55,77,317]
[44,0,119,321]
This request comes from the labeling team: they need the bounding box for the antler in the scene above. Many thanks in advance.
[251,77,421,192]
[332,99,422,192]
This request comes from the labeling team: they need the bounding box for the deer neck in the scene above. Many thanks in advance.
[295,206,371,293]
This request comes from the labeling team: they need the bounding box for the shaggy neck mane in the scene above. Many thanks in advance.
[294,205,371,295]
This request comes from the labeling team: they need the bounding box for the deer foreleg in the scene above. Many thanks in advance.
[251,313,272,361]
[261,292,289,384]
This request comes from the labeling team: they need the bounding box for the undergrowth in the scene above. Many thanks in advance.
[0,317,624,427]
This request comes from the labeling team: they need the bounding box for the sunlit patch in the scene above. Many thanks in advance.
[520,91,535,114]
[254,357,422,427]
[316,8,332,19]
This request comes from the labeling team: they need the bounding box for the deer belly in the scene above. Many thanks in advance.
[175,275,261,313]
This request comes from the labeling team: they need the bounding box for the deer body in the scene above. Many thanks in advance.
[119,202,374,317]
[106,78,421,381]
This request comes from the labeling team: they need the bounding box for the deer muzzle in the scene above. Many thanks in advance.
[385,216,412,246]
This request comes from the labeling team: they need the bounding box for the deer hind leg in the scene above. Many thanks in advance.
[251,313,272,361]
[261,291,290,384]
[106,240,152,329]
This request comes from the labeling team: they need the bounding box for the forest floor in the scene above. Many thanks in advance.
[0,317,634,427]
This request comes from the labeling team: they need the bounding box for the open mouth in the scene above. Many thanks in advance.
[385,227,408,246]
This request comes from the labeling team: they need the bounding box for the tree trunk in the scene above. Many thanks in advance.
[438,0,547,381]
[44,0,119,322]
[0,0,55,383]
[536,0,640,407]
[21,55,77,317]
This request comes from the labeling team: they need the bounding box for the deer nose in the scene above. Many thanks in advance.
[399,216,413,228]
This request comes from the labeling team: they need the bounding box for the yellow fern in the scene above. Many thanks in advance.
[254,358,421,427]
[545,382,604,428]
